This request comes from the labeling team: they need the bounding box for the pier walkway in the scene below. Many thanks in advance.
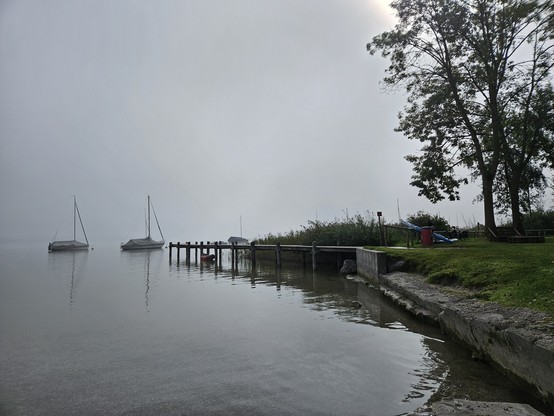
[168,241,360,270]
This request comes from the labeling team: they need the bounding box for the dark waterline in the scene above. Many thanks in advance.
[0,243,540,415]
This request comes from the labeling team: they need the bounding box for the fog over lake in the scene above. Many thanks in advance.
[0,0,484,245]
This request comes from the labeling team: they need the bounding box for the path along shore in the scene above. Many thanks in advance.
[355,249,554,415]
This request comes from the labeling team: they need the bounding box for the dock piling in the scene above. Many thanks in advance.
[276,242,282,267]
[250,241,256,269]
[312,241,317,271]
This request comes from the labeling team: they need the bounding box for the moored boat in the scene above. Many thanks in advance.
[121,196,164,250]
[49,196,90,251]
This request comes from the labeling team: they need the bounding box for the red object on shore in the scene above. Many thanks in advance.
[200,254,216,262]
[421,227,433,246]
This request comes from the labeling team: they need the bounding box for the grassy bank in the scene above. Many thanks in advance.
[371,238,554,318]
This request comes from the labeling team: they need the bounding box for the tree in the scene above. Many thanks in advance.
[367,0,554,237]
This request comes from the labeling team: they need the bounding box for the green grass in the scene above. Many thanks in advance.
[371,238,554,318]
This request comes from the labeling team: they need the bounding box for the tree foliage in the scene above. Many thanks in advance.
[367,0,554,235]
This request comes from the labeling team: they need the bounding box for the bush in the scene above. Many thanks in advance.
[406,210,450,232]
[522,208,554,230]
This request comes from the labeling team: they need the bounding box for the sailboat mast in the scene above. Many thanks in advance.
[73,196,76,242]
[147,195,151,238]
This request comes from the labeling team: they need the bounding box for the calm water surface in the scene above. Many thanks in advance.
[0,243,536,415]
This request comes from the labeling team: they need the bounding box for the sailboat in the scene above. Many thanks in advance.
[48,196,90,251]
[121,196,165,250]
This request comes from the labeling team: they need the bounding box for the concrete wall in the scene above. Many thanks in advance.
[354,246,554,409]
[355,248,387,281]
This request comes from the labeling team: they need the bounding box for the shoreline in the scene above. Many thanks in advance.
[356,248,554,414]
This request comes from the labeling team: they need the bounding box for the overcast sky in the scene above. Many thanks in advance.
[0,0,485,245]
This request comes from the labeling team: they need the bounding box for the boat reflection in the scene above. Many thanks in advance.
[120,249,164,312]
[48,250,89,307]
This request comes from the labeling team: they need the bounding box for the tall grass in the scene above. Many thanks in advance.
[257,212,384,246]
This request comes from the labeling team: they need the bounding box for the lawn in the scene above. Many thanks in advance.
[372,238,554,318]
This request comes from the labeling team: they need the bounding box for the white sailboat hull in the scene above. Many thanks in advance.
[48,240,89,251]
[121,236,164,250]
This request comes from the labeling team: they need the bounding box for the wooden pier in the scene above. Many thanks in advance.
[168,241,359,271]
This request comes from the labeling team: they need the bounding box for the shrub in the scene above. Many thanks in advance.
[406,211,450,232]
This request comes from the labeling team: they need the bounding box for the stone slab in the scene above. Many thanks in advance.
[432,399,545,415]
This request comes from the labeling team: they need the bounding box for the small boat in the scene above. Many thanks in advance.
[200,254,216,262]
[48,196,90,251]
[121,196,165,250]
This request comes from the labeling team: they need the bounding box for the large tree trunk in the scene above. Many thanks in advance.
[482,176,497,240]
[508,170,525,235]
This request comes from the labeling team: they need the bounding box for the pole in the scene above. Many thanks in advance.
[73,196,76,242]
[250,241,256,270]
[276,242,281,267]
[147,195,151,238]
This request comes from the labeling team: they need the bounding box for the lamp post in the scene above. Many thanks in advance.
[377,211,384,246]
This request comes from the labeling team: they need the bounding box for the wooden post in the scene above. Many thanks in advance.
[169,242,173,263]
[250,241,256,269]
[186,242,191,265]
[218,242,222,268]
[312,241,317,271]
[177,242,181,263]
[276,242,282,267]
[231,242,235,270]
[214,241,219,267]
[377,211,384,246]
[195,242,198,262]
[336,241,340,269]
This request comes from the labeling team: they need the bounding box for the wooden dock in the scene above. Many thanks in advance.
[168,241,359,270]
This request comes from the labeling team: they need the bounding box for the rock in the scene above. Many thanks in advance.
[340,259,357,274]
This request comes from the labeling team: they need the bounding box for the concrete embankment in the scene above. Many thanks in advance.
[355,248,554,413]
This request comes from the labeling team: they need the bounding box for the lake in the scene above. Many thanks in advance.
[0,243,536,415]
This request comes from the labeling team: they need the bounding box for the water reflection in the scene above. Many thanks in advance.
[48,250,89,307]
[120,249,164,312]
[3,246,546,415]
[174,257,542,411]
